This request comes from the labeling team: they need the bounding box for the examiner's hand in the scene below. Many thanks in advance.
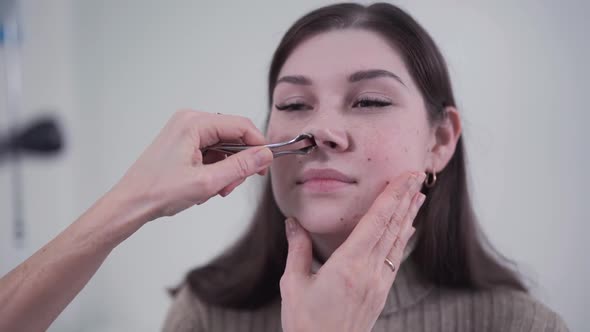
[113,110,274,221]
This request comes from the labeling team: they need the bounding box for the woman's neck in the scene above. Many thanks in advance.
[310,228,420,265]
[310,231,351,263]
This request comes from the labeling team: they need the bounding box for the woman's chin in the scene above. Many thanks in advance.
[295,213,358,235]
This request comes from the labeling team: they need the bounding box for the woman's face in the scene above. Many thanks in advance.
[268,29,434,235]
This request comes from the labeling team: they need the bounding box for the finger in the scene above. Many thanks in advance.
[218,178,246,197]
[340,172,417,257]
[372,174,425,262]
[382,201,419,279]
[284,218,313,278]
[194,113,267,148]
[202,150,227,165]
[198,146,273,195]
[382,192,424,271]
[203,151,268,176]
[396,193,425,243]
[257,167,269,176]
[381,226,416,283]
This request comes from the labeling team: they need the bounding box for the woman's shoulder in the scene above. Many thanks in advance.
[432,286,568,332]
[162,284,209,332]
[162,283,282,332]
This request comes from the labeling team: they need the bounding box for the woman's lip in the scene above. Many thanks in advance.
[299,179,355,192]
[297,168,356,184]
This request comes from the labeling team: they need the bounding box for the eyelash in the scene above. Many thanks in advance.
[275,102,310,111]
[275,97,393,111]
[352,97,393,109]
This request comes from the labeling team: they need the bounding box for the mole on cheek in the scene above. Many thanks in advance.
[367,157,372,162]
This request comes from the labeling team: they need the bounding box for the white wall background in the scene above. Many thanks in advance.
[1,0,588,331]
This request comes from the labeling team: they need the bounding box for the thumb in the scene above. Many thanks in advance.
[201,146,273,194]
[284,218,313,277]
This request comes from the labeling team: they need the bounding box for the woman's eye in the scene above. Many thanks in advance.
[352,98,392,109]
[275,102,311,111]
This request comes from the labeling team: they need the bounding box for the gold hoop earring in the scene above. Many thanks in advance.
[425,171,437,188]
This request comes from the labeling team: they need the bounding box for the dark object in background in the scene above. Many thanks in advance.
[0,116,63,161]
[0,115,64,248]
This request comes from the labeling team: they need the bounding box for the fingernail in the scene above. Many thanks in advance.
[255,147,273,168]
[418,172,426,184]
[285,218,297,237]
[417,193,426,206]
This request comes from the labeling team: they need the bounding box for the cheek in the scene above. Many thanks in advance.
[360,123,427,177]
[269,156,302,215]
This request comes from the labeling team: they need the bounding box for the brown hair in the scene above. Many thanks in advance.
[178,2,526,309]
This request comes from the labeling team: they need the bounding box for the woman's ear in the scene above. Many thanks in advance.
[428,106,462,172]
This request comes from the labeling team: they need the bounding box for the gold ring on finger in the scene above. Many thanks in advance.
[384,258,396,273]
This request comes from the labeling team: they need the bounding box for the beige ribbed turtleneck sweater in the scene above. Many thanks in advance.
[162,254,568,331]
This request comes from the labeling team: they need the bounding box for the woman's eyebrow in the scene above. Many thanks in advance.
[275,69,406,88]
[276,75,312,86]
[348,69,407,88]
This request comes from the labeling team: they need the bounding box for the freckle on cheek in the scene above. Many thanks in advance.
[340,217,344,222]
[367,158,372,162]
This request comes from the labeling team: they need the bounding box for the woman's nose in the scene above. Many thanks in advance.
[307,127,350,153]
